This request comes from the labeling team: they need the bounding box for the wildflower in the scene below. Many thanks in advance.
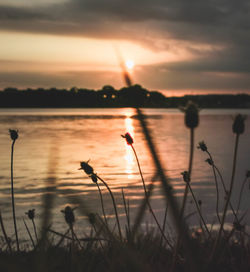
[197,141,207,152]
[61,206,75,226]
[9,129,18,141]
[232,114,246,135]
[79,161,94,175]
[180,101,199,129]
[181,171,190,183]
[91,174,98,183]
[121,132,134,145]
[25,209,35,220]
[205,158,213,166]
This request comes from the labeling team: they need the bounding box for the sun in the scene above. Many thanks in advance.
[125,59,134,70]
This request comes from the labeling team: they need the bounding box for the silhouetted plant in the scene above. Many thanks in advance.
[25,209,38,243]
[9,129,19,251]
[211,114,246,261]
[79,161,122,240]
[198,141,221,224]
[121,132,170,245]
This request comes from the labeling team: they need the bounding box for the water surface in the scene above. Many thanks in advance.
[0,108,250,239]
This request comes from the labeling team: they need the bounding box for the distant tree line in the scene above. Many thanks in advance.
[0,85,250,108]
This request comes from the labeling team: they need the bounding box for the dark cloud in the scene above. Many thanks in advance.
[0,0,249,91]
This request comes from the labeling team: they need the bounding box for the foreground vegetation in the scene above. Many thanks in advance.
[0,98,250,271]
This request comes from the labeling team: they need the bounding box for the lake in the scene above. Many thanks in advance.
[0,108,250,239]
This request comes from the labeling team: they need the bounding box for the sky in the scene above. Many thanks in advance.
[0,0,250,96]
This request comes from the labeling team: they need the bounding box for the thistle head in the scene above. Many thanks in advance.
[9,129,18,141]
[121,132,134,145]
[61,206,75,226]
[205,158,214,166]
[197,141,207,152]
[180,101,199,129]
[181,171,190,183]
[232,114,246,135]
[25,209,35,220]
[79,160,94,175]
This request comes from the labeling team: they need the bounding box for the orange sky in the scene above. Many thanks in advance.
[0,0,250,95]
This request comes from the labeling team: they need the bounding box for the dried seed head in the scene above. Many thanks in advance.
[232,114,246,134]
[9,129,18,141]
[180,101,199,129]
[197,141,207,152]
[121,132,134,145]
[79,161,94,175]
[61,206,75,226]
[25,209,35,220]
[181,171,190,183]
[91,174,98,183]
[205,158,214,166]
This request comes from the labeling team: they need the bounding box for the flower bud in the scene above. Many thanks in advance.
[25,209,35,220]
[197,141,207,152]
[232,114,246,134]
[205,158,213,166]
[79,161,94,175]
[91,174,98,183]
[121,132,134,145]
[9,129,18,141]
[61,206,75,226]
[181,171,190,183]
[180,101,199,129]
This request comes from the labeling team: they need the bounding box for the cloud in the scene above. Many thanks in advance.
[0,0,250,91]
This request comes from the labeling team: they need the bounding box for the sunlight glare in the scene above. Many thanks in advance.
[125,60,134,70]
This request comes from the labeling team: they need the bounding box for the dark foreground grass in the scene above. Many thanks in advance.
[0,231,250,272]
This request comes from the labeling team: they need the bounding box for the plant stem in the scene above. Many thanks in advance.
[214,165,239,222]
[131,144,170,243]
[96,175,122,241]
[172,128,195,271]
[23,218,35,249]
[236,176,248,215]
[32,218,38,244]
[211,133,240,261]
[207,151,221,224]
[180,128,194,222]
[96,182,108,226]
[187,183,210,234]
[0,211,12,253]
[121,188,131,235]
[135,107,199,272]
[11,139,19,251]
